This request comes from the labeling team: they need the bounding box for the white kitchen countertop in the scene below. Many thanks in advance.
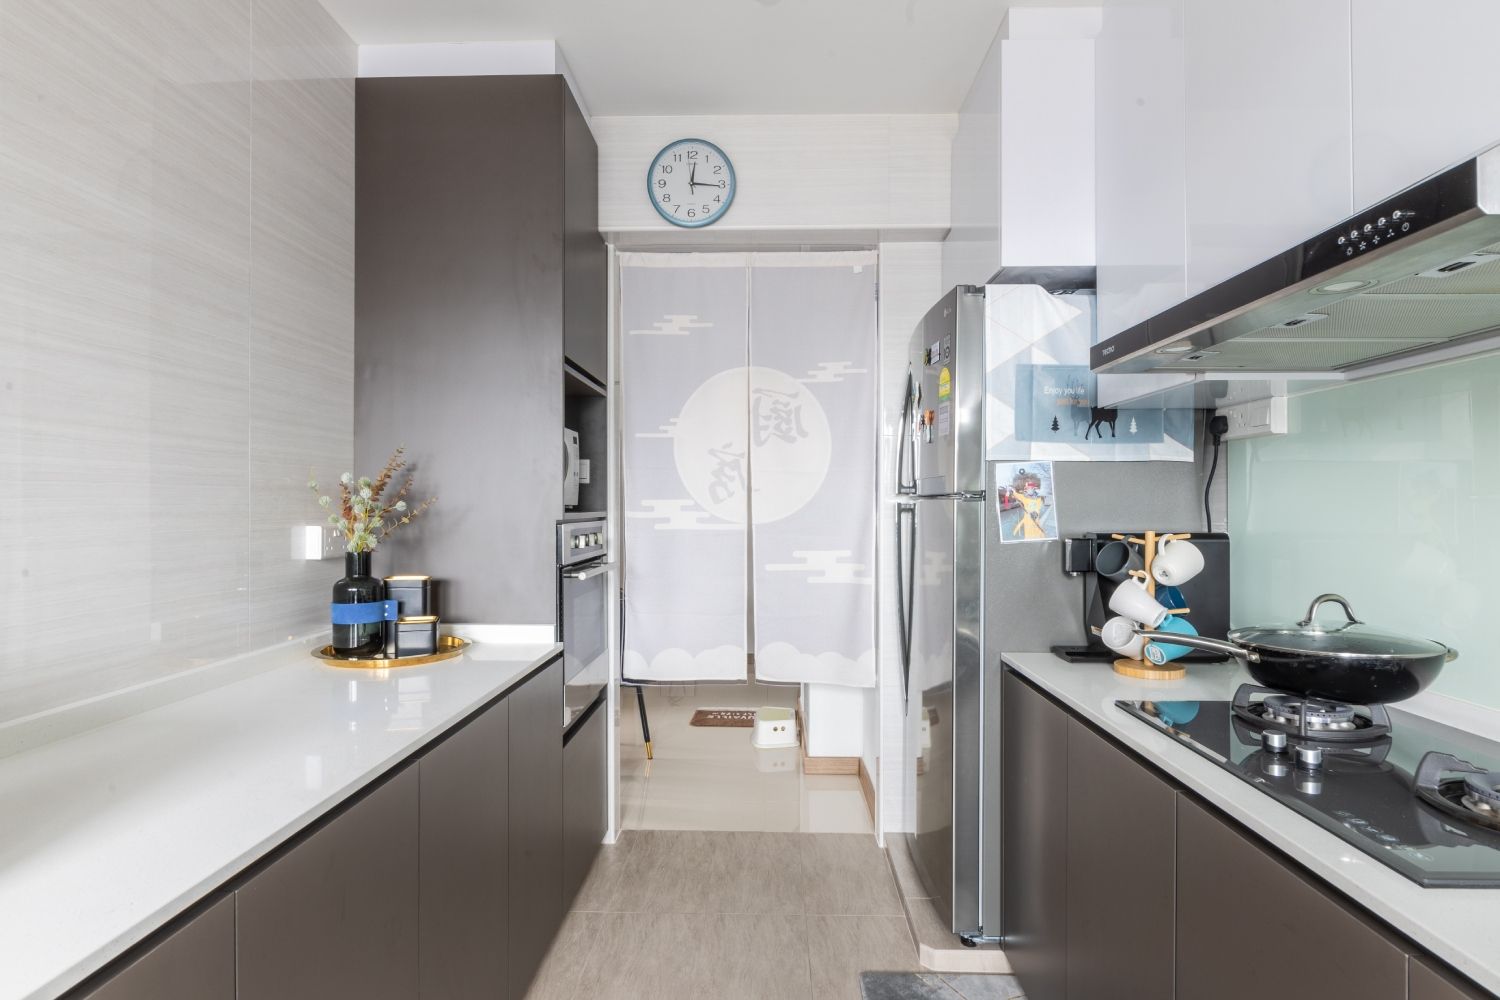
[1002,652,1500,995]
[0,628,562,1000]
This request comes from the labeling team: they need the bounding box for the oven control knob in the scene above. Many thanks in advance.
[1262,730,1288,754]
[1294,744,1324,770]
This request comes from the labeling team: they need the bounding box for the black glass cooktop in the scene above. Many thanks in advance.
[1118,693,1500,887]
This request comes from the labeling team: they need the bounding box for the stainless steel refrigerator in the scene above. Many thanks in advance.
[896,282,1098,942]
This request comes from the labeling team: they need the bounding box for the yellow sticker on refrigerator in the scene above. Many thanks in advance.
[938,367,952,400]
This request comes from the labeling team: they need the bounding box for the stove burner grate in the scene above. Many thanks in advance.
[1415,752,1500,834]
[1231,685,1391,743]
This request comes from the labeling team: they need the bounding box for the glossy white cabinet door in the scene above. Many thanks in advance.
[944,30,1002,291]
[1094,0,1186,340]
[1183,0,1353,296]
[1351,0,1500,208]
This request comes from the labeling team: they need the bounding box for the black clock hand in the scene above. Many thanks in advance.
[690,162,697,187]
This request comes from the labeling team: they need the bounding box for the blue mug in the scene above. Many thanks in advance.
[1157,584,1188,611]
[1145,614,1199,666]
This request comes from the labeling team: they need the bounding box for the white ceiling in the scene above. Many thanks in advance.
[317,0,1019,115]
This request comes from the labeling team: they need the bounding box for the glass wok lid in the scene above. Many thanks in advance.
[1227,594,1451,661]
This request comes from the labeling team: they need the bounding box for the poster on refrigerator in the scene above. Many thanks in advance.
[994,461,1059,543]
[984,285,1194,462]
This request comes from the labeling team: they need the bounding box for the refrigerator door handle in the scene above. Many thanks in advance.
[896,501,916,702]
[897,368,917,495]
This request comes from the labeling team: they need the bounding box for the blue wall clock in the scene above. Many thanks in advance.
[648,138,735,228]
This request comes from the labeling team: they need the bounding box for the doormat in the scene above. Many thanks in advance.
[689,709,756,728]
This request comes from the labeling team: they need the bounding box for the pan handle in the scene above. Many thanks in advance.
[1298,593,1363,627]
[1133,630,1261,664]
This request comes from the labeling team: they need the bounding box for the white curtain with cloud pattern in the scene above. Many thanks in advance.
[620,252,877,687]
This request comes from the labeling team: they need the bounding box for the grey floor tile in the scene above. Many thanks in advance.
[808,915,920,1000]
[938,974,1026,1000]
[574,829,806,915]
[858,972,962,1000]
[800,834,905,916]
[524,910,604,1000]
[574,911,813,1000]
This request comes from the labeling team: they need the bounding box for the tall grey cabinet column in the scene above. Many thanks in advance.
[355,75,603,625]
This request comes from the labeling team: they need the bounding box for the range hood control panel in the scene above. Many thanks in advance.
[1299,160,1472,274]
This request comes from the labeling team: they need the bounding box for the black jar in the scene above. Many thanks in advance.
[331,551,386,657]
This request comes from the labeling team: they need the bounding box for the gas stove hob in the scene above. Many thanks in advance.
[1119,686,1500,887]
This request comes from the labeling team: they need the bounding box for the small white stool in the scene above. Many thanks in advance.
[751,706,799,750]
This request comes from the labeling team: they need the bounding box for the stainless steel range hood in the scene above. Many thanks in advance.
[1092,144,1500,374]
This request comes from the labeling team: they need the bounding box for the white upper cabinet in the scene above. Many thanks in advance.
[1351,0,1500,208]
[1181,0,1353,297]
[943,10,1098,292]
[1094,0,1186,340]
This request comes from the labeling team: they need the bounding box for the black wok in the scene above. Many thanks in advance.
[1135,593,1456,705]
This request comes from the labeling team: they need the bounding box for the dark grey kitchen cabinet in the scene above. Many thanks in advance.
[1411,957,1491,1000]
[236,766,420,1000]
[75,894,234,1000]
[562,695,607,907]
[419,697,510,1000]
[1002,671,1069,1000]
[1176,796,1408,1000]
[562,84,606,383]
[357,74,602,626]
[508,659,566,998]
[1065,719,1175,1000]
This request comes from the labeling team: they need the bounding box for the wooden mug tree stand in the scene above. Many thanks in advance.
[1111,530,1193,682]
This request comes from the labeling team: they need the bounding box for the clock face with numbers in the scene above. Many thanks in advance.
[648,138,735,228]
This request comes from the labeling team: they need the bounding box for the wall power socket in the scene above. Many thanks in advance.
[1216,397,1288,441]
[294,525,347,561]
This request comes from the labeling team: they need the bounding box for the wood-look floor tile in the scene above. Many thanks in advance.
[807,915,919,1000]
[799,834,905,916]
[574,829,805,915]
[573,911,812,1000]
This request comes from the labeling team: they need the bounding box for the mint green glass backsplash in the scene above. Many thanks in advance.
[1228,354,1500,710]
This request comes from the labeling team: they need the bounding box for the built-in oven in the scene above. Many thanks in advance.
[557,517,609,731]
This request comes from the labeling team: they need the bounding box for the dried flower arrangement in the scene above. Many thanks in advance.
[309,447,437,554]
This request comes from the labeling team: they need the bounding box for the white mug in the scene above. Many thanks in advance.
[1152,538,1205,587]
[1107,577,1169,628]
[1100,615,1146,660]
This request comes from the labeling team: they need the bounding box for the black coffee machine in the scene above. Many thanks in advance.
[1052,531,1231,662]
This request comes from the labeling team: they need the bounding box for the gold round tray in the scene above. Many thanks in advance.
[313,635,470,669]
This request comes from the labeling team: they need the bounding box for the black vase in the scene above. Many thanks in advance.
[332,551,385,657]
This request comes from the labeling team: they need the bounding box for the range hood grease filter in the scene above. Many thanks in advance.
[1092,149,1500,374]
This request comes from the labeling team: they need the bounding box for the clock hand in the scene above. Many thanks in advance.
[690,162,697,187]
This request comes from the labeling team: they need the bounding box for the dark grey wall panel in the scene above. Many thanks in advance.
[236,766,420,1000]
[78,895,234,1000]
[419,698,510,1000]
[356,75,566,625]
